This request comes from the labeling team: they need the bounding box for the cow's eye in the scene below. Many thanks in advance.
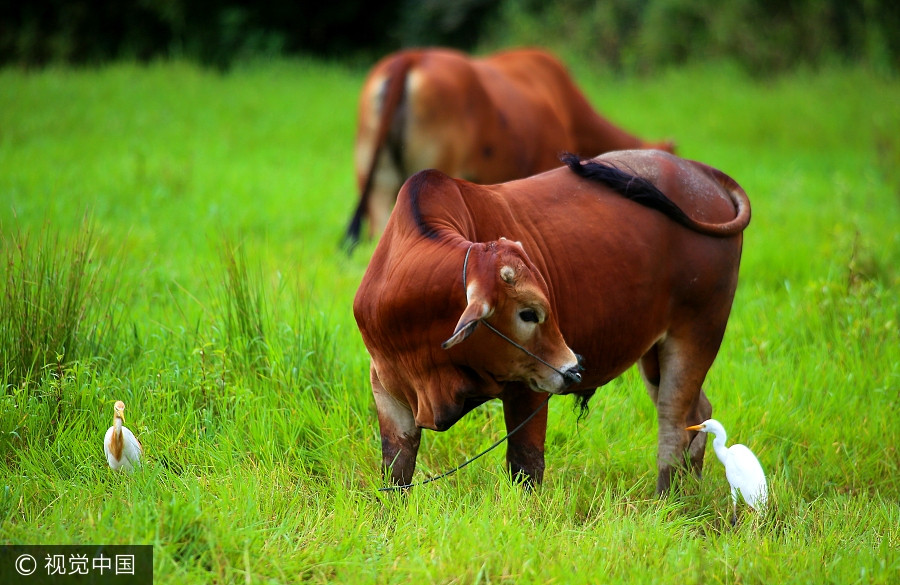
[519,309,540,323]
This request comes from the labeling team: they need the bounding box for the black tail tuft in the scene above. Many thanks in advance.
[560,152,694,228]
[574,389,596,423]
[341,200,366,254]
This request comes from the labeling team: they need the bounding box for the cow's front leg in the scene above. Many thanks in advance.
[371,365,420,486]
[501,389,549,486]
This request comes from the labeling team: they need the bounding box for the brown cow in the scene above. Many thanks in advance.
[345,47,675,248]
[353,149,750,493]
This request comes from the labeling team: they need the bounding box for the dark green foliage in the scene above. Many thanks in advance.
[485,0,899,75]
[395,0,500,49]
[1,0,897,73]
[0,0,405,68]
[635,0,898,74]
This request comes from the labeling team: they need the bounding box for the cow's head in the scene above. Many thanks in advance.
[442,238,583,394]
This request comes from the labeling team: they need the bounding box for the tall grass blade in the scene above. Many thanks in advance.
[217,240,271,377]
[0,217,123,389]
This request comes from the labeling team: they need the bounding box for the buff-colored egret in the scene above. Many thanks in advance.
[686,418,767,523]
[104,400,143,472]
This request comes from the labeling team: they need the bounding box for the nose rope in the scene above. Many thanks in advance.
[479,320,581,383]
[376,393,551,493]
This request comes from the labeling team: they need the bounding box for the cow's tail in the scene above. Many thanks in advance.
[344,55,415,252]
[686,160,751,236]
[560,153,750,238]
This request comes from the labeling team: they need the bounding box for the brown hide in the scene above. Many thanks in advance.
[345,47,676,246]
[353,149,750,491]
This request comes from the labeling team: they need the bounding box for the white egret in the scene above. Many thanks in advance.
[686,418,767,523]
[104,400,143,472]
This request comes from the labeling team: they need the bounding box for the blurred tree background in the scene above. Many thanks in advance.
[1,0,897,74]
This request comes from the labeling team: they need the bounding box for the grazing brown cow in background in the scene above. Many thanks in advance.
[344,47,676,248]
[354,149,750,492]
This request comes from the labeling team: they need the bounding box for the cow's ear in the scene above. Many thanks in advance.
[442,298,491,349]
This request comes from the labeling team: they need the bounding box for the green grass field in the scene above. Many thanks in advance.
[1,58,899,584]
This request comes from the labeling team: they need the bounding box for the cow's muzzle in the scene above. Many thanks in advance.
[563,354,585,387]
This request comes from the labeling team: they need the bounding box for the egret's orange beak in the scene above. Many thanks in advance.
[685,424,703,431]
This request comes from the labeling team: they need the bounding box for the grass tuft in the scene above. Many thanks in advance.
[0,216,123,389]
[216,239,271,378]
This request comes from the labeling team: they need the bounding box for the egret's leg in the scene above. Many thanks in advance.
[730,486,738,526]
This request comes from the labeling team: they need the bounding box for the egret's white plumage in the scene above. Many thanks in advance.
[686,418,767,520]
[104,400,142,472]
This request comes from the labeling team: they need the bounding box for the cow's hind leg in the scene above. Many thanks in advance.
[501,388,550,486]
[641,338,717,494]
[687,389,713,475]
[370,365,421,487]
